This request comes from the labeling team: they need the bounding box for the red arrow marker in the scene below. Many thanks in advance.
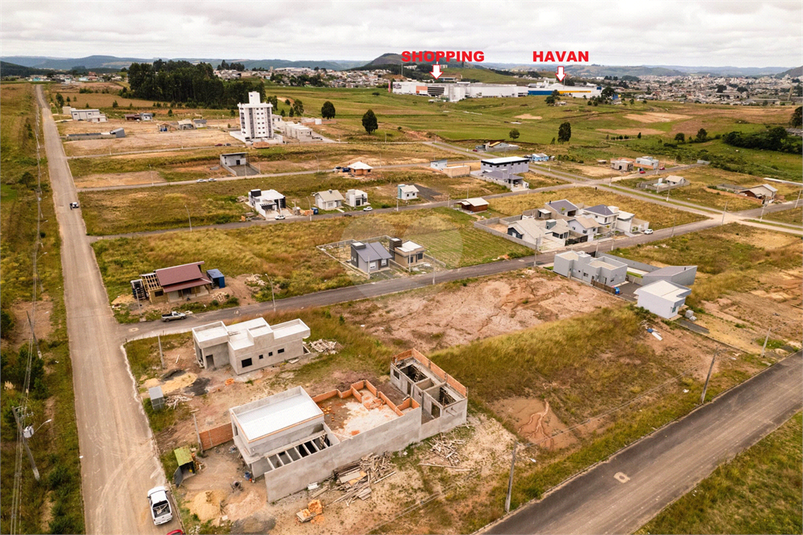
[431,64,443,80]
[556,66,566,82]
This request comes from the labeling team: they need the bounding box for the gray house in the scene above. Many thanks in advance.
[635,281,691,319]
[350,242,392,274]
[545,200,579,218]
[642,265,697,287]
[480,156,529,175]
[553,251,627,287]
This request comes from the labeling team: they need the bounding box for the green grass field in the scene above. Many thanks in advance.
[78,168,506,235]
[638,412,802,535]
[618,166,801,212]
[765,206,802,226]
[91,207,530,303]
[0,83,84,534]
[487,187,707,229]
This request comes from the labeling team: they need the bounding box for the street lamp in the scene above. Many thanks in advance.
[184,204,193,231]
[24,418,52,439]
[307,197,313,222]
[265,275,276,312]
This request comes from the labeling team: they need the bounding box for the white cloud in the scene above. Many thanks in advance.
[0,0,800,67]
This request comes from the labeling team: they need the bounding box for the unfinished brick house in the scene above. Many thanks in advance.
[228,349,467,501]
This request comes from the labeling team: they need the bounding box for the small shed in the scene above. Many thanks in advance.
[173,446,196,486]
[221,153,247,167]
[459,198,489,212]
[206,269,225,289]
[148,386,164,411]
[109,127,126,138]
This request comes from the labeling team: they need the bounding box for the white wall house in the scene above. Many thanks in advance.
[248,189,286,218]
[567,215,600,241]
[635,281,691,319]
[581,205,618,231]
[314,189,344,210]
[398,184,419,200]
[635,156,659,169]
[71,108,107,122]
[345,189,368,208]
[192,317,310,375]
[238,91,274,141]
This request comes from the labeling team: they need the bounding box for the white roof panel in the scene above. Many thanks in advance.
[235,391,322,441]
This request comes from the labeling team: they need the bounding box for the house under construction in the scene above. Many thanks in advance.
[229,349,467,501]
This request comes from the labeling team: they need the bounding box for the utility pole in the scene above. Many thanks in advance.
[671,212,677,237]
[158,334,164,369]
[267,275,276,312]
[721,199,729,224]
[761,328,772,358]
[184,204,193,232]
[759,200,767,222]
[795,187,802,209]
[700,349,719,405]
[505,442,518,513]
[12,407,40,481]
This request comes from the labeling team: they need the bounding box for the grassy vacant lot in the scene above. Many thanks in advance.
[79,168,506,235]
[0,83,84,533]
[765,206,802,226]
[69,142,459,184]
[611,224,801,307]
[638,412,802,535]
[92,207,530,303]
[487,186,707,229]
[618,166,801,212]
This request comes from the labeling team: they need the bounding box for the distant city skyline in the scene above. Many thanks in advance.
[2,1,801,68]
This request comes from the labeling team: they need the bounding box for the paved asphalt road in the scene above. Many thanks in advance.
[37,87,178,535]
[486,352,803,535]
[121,216,720,341]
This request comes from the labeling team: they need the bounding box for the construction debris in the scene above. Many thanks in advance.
[296,499,323,523]
[165,394,192,409]
[429,435,464,466]
[331,453,395,506]
[309,339,339,354]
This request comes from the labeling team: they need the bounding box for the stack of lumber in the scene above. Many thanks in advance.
[332,453,396,506]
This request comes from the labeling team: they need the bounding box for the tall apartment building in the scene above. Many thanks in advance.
[238,91,273,140]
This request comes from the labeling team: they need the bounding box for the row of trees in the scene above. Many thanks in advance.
[125,61,266,108]
[722,126,801,154]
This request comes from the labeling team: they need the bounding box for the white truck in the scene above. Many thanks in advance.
[147,486,173,525]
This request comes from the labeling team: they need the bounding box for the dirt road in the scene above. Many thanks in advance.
[36,87,180,534]
[486,352,802,535]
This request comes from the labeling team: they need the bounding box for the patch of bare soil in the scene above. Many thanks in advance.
[9,298,54,345]
[341,270,622,352]
[625,112,691,123]
[598,128,664,136]
[515,114,542,120]
[74,170,165,188]
[491,397,577,450]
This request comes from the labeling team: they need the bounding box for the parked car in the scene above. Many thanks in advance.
[659,166,666,170]
[147,486,173,526]
[166,530,184,535]
[639,169,646,174]
[274,214,286,220]
[215,143,223,146]
[644,229,654,235]
[69,202,80,209]
[207,178,217,182]
[161,311,187,322]
[363,206,373,212]
[196,179,206,183]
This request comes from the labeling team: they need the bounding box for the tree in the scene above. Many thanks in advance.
[112,100,118,108]
[280,109,286,117]
[791,106,802,127]
[289,107,295,117]
[674,133,686,142]
[557,121,571,143]
[0,309,13,339]
[321,101,336,119]
[55,93,64,107]
[601,86,615,100]
[167,108,173,117]
[637,132,642,139]
[362,109,378,134]
[509,128,520,140]
[696,128,708,142]
[285,99,291,105]
[292,99,304,116]
[545,95,556,105]
[630,98,635,105]
[66,96,71,103]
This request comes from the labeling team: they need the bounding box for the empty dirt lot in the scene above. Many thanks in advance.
[337,269,622,353]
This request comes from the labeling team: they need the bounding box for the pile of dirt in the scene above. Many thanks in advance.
[230,512,276,534]
[188,489,226,522]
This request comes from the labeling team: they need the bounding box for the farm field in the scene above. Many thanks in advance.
[487,186,708,229]
[617,166,801,211]
[611,224,802,352]
[78,168,505,235]
[91,207,530,307]
[69,141,459,185]
[637,412,802,535]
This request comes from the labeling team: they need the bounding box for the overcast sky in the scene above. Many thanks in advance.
[2,0,801,67]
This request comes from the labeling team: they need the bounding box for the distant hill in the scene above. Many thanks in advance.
[0,61,55,77]
[777,66,803,78]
